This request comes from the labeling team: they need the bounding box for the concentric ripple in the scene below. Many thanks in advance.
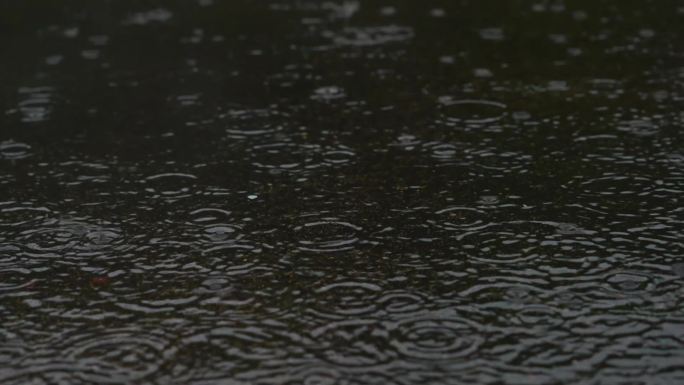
[19,218,89,253]
[389,313,483,361]
[223,108,283,139]
[84,227,123,248]
[0,141,32,160]
[438,97,507,124]
[0,204,51,228]
[295,220,362,253]
[309,319,391,367]
[25,328,180,385]
[186,208,242,244]
[2,1,684,384]
[375,290,430,317]
[310,280,382,319]
[322,146,356,165]
[428,206,489,231]
[18,218,122,254]
[604,271,655,293]
[143,173,197,201]
[250,142,314,172]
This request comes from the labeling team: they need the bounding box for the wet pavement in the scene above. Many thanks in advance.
[1,1,684,384]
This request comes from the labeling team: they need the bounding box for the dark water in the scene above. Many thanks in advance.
[1,1,683,384]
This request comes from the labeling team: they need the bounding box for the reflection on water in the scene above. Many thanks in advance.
[1,0,684,384]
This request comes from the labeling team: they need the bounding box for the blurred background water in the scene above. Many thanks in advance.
[1,1,684,384]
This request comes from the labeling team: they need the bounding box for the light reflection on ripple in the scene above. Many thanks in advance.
[3,1,684,383]
[438,97,507,125]
[0,204,51,228]
[389,311,484,361]
[202,225,238,242]
[17,217,123,255]
[428,206,488,231]
[603,271,655,294]
[17,86,55,123]
[188,208,233,224]
[223,108,284,139]
[375,290,430,318]
[19,218,88,253]
[1,328,178,385]
[324,25,414,47]
[322,146,356,165]
[295,220,362,253]
[250,142,313,172]
[0,141,32,160]
[309,319,391,367]
[62,329,176,384]
[143,173,198,201]
[309,280,382,319]
[199,243,262,275]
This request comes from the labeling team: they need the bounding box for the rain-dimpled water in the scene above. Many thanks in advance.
[1,1,684,384]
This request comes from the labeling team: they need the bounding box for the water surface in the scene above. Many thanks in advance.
[1,1,684,384]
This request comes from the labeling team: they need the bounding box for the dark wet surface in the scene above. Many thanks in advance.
[1,1,684,384]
